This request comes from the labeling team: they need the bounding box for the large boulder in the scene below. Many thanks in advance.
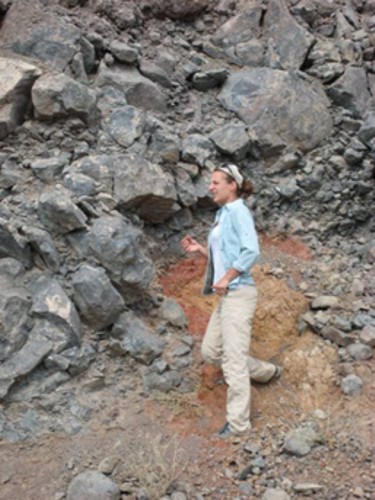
[95,62,167,114]
[72,264,125,330]
[87,215,156,301]
[327,66,372,118]
[38,187,88,234]
[264,0,315,70]
[0,218,32,268]
[111,310,164,365]
[219,68,333,153]
[0,56,41,139]
[0,0,94,73]
[32,73,97,124]
[67,471,120,500]
[113,154,179,223]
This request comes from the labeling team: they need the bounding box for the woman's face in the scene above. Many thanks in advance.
[209,171,237,206]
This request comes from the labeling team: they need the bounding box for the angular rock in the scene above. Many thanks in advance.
[211,6,263,48]
[0,330,54,399]
[111,310,164,365]
[87,215,155,300]
[0,56,42,139]
[160,298,187,328]
[109,40,139,64]
[22,226,60,272]
[358,112,375,146]
[143,370,182,392]
[29,275,81,344]
[175,168,198,207]
[30,156,68,183]
[320,326,354,347]
[327,67,371,118]
[113,154,178,223]
[209,123,250,160]
[219,68,333,153]
[103,105,145,148]
[63,173,97,197]
[139,61,171,88]
[96,62,167,113]
[67,471,120,500]
[0,285,30,360]
[0,218,32,269]
[65,154,115,194]
[38,188,88,234]
[0,257,25,284]
[191,68,229,90]
[181,133,215,167]
[72,264,124,329]
[32,73,97,124]
[0,0,82,71]
[264,0,315,70]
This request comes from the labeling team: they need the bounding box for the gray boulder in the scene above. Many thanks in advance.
[327,66,371,118]
[209,123,250,160]
[264,0,315,70]
[72,264,125,329]
[30,156,68,184]
[29,275,81,345]
[109,40,139,64]
[38,187,88,234]
[32,73,97,124]
[191,68,229,90]
[219,68,333,153]
[211,6,263,48]
[64,154,115,194]
[67,470,120,500]
[111,310,164,365]
[0,0,82,71]
[22,226,60,272]
[96,62,167,113]
[103,105,145,148]
[87,215,155,301]
[0,330,54,399]
[181,133,215,166]
[0,56,42,139]
[113,154,178,223]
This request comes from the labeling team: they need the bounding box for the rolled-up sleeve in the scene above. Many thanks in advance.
[231,206,259,273]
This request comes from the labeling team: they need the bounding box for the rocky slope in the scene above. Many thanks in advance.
[0,0,374,498]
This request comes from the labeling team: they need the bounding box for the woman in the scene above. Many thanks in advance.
[181,163,281,439]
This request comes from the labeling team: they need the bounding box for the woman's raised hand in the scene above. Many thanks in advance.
[181,236,207,257]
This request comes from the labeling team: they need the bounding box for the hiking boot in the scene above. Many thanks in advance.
[273,365,282,379]
[217,422,250,439]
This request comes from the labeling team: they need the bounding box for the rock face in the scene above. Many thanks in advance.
[0,0,373,426]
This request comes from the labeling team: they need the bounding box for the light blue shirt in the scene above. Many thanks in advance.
[203,198,260,295]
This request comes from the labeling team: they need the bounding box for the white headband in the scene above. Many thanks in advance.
[217,164,244,187]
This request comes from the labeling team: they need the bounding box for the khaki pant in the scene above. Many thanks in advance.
[201,286,276,433]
